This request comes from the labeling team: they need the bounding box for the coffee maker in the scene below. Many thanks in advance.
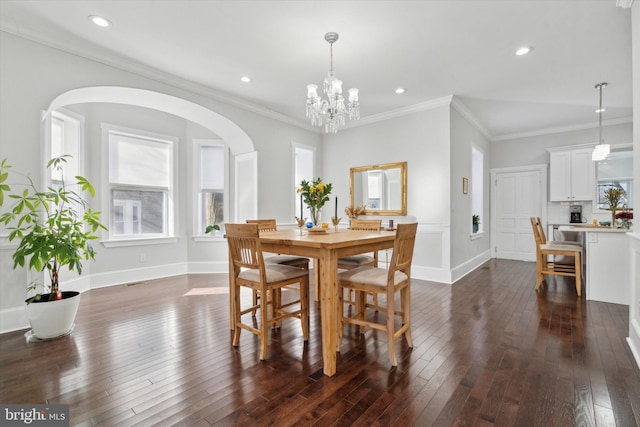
[570,205,582,223]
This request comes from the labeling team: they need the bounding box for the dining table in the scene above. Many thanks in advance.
[228,227,397,376]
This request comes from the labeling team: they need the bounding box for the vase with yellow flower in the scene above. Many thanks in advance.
[297,178,333,227]
[604,187,625,228]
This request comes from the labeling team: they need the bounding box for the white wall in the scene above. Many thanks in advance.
[449,108,492,273]
[0,31,322,332]
[491,123,632,170]
[322,103,490,283]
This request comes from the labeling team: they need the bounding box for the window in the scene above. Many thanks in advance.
[293,144,315,219]
[50,110,81,186]
[471,146,484,234]
[198,142,226,234]
[595,147,633,210]
[106,126,175,239]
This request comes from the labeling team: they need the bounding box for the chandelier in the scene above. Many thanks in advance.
[306,32,360,133]
[592,82,609,161]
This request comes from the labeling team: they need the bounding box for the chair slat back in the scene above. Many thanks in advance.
[350,219,382,231]
[536,217,548,244]
[246,219,277,232]
[225,223,264,271]
[530,217,543,246]
[388,222,418,279]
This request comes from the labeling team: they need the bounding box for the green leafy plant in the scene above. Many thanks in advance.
[297,177,333,225]
[205,224,220,234]
[0,156,106,302]
[472,214,480,225]
[604,187,625,211]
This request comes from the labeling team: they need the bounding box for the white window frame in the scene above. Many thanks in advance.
[193,139,228,238]
[593,144,633,213]
[471,145,484,238]
[46,108,84,187]
[101,123,178,247]
[292,142,316,221]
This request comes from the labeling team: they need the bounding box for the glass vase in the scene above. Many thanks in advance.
[309,207,320,227]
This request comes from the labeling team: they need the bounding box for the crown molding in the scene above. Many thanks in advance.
[0,22,316,133]
[345,95,455,130]
[616,0,634,9]
[492,116,633,142]
[450,97,493,141]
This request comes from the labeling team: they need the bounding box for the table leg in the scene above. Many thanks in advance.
[313,259,320,301]
[319,249,338,376]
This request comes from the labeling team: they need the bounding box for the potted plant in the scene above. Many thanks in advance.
[297,177,333,227]
[472,214,480,233]
[603,187,625,228]
[0,156,106,339]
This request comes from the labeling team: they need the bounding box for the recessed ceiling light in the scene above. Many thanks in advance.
[515,46,532,56]
[89,15,111,28]
[395,88,406,94]
[596,108,606,113]
[240,76,252,83]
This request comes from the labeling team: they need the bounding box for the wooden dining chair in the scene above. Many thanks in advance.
[226,223,309,360]
[246,219,310,316]
[337,218,382,306]
[530,217,582,296]
[338,222,418,366]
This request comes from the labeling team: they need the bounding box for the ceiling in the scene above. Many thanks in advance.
[0,0,634,141]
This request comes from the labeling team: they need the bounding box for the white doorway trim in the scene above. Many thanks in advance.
[490,164,548,259]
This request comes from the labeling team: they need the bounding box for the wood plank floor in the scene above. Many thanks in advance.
[1,259,639,426]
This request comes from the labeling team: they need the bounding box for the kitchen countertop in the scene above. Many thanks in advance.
[558,225,631,233]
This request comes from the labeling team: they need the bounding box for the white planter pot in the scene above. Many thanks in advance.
[25,291,81,339]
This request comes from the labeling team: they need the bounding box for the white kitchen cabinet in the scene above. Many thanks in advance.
[549,147,594,201]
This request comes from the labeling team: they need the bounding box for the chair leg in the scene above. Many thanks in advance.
[356,291,366,334]
[300,278,309,340]
[252,289,259,318]
[387,293,397,366]
[535,254,545,290]
[575,252,582,296]
[232,284,242,347]
[259,287,269,361]
[338,287,345,343]
[402,286,413,348]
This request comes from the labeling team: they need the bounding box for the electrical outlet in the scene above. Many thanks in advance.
[139,253,146,263]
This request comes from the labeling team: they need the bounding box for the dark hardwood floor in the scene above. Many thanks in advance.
[1,259,639,426]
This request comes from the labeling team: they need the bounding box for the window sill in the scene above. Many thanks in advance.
[102,236,179,248]
[470,232,484,241]
[193,233,225,242]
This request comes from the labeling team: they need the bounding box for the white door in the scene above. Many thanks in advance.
[493,168,544,261]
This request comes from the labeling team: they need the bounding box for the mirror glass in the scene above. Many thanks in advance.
[350,161,407,215]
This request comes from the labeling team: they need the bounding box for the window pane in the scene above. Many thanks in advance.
[596,181,632,210]
[201,146,224,189]
[202,191,224,230]
[112,189,165,235]
[109,134,170,187]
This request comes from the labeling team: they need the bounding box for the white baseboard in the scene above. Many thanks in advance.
[628,318,640,370]
[0,306,29,334]
[89,262,188,289]
[411,265,452,284]
[450,250,492,283]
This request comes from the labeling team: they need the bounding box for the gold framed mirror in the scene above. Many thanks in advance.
[350,161,407,215]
